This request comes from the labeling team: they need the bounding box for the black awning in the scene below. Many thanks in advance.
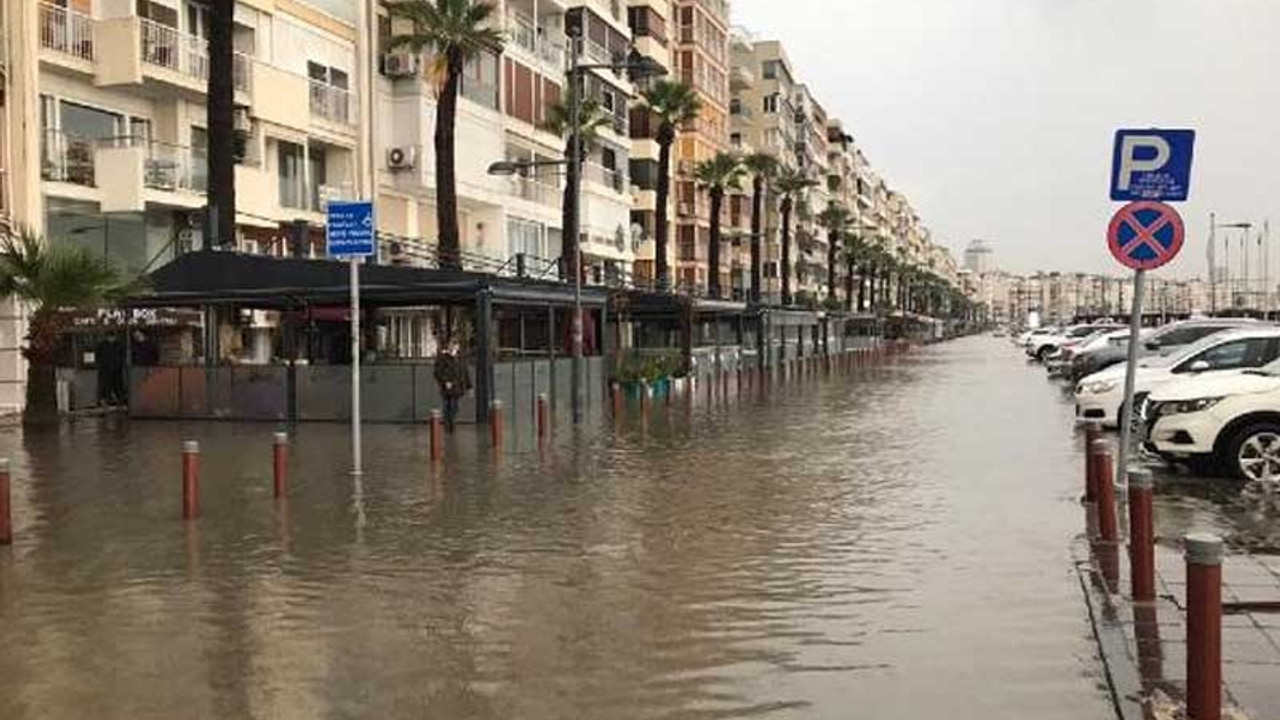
[127,251,609,310]
[610,289,749,319]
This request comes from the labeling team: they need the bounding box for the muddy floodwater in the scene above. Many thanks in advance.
[4,337,1255,719]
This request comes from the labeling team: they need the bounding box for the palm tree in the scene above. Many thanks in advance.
[773,168,816,306]
[817,204,852,303]
[641,81,701,290]
[694,152,745,299]
[840,230,868,312]
[206,0,235,249]
[390,0,504,271]
[0,229,131,424]
[546,91,609,281]
[742,153,778,304]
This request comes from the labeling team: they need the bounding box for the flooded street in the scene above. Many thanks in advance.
[1,338,1133,719]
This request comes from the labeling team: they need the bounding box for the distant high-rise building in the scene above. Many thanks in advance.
[964,240,996,274]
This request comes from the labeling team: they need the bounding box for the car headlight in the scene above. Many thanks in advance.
[1159,397,1224,416]
[1084,380,1117,394]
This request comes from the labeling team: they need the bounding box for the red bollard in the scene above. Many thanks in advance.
[536,393,549,441]
[0,458,11,545]
[611,382,624,420]
[182,440,200,520]
[1094,439,1118,542]
[1084,423,1102,502]
[640,380,652,418]
[1185,533,1223,720]
[490,400,504,449]
[428,409,444,463]
[273,432,288,499]
[1128,468,1155,602]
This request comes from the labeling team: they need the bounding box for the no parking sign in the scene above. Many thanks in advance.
[1106,200,1185,271]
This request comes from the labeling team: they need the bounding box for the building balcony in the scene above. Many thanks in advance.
[41,131,96,188]
[730,65,754,90]
[505,11,566,75]
[39,3,95,65]
[81,11,252,97]
[583,162,626,193]
[503,175,561,208]
[309,80,356,127]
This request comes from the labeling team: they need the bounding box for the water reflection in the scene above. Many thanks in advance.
[1,339,1129,719]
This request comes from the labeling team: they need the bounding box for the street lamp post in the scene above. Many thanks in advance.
[489,33,664,424]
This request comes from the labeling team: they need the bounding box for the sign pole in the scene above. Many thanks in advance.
[1116,268,1145,480]
[351,256,362,476]
[326,200,374,477]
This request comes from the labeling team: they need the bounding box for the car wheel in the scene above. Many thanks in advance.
[1036,345,1053,361]
[1223,423,1280,483]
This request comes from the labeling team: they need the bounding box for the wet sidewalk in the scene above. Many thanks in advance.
[1079,529,1280,719]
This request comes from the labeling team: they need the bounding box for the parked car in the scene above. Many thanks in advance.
[1017,327,1057,348]
[1068,318,1264,383]
[1027,323,1124,361]
[1050,328,1146,379]
[1074,327,1280,428]
[1145,359,1280,481]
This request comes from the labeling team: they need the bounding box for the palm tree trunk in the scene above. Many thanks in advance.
[655,123,674,290]
[780,198,793,306]
[561,138,578,281]
[435,51,464,271]
[749,177,763,305]
[857,266,867,311]
[826,229,838,300]
[843,257,854,312]
[23,309,65,425]
[206,1,235,249]
[708,188,723,299]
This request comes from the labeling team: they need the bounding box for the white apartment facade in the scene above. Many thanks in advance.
[374,0,638,288]
[0,0,362,409]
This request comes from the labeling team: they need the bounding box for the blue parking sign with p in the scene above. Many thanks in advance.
[1110,129,1195,202]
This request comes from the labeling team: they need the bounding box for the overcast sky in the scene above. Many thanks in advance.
[730,0,1280,279]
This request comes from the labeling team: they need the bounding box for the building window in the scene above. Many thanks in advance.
[763,94,778,114]
[762,60,778,80]
[278,141,305,209]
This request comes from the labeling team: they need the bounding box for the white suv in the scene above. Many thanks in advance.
[1075,327,1280,428]
[1146,359,1280,481]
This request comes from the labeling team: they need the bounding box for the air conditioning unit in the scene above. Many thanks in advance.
[387,145,418,171]
[677,201,694,216]
[382,52,421,79]
[677,160,694,174]
[233,108,253,133]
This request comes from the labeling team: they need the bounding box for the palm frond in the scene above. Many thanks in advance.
[694,152,745,192]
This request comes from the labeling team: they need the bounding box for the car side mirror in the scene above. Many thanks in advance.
[1187,360,1211,373]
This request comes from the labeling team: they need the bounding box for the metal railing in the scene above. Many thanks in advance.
[509,176,561,208]
[309,80,354,125]
[41,131,96,186]
[39,3,94,61]
[143,140,207,193]
[140,18,252,92]
[508,12,537,54]
[583,162,625,192]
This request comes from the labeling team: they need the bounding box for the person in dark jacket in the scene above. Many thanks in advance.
[434,342,471,432]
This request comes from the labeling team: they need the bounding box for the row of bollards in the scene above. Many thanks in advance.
[1082,422,1224,720]
[0,344,918,541]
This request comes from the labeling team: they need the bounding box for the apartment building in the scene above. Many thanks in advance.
[791,83,829,303]
[375,0,637,288]
[728,35,794,305]
[0,0,362,407]
[671,0,729,294]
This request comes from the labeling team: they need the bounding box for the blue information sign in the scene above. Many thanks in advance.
[1109,129,1195,202]
[326,201,376,258]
